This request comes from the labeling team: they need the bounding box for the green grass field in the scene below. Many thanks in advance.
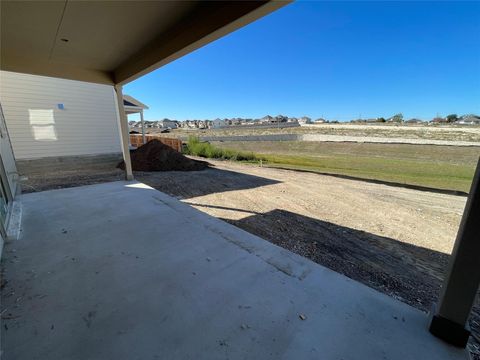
[209,141,480,193]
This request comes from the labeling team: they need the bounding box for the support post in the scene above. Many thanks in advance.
[429,158,480,347]
[114,85,134,181]
[140,110,146,145]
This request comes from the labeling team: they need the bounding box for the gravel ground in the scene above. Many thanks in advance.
[20,168,124,193]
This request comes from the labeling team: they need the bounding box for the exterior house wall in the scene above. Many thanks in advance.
[159,120,178,128]
[0,71,122,160]
[212,119,226,129]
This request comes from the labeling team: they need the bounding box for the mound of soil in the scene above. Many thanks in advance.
[118,140,208,172]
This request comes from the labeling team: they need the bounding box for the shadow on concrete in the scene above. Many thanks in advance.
[218,208,449,312]
[221,208,480,353]
[136,166,280,199]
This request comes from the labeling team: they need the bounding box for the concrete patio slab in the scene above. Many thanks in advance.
[1,181,467,360]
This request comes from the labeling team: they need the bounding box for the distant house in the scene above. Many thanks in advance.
[430,117,448,124]
[405,118,423,124]
[456,115,480,125]
[386,114,404,123]
[298,116,312,125]
[272,115,288,123]
[211,118,226,129]
[260,115,273,123]
[157,119,178,129]
[314,118,326,124]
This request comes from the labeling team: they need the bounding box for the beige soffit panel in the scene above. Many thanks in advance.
[49,1,197,71]
[113,1,291,85]
[0,0,115,84]
[1,1,291,85]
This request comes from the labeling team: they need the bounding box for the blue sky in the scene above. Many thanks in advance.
[124,1,480,122]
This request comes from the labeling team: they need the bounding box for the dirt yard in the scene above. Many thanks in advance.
[152,123,480,143]
[136,159,465,308]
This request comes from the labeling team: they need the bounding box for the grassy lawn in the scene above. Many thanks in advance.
[210,141,480,193]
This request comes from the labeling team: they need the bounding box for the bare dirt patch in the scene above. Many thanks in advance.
[151,123,480,143]
[20,165,124,193]
[119,140,208,171]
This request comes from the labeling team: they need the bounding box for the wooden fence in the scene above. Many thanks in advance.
[129,134,183,152]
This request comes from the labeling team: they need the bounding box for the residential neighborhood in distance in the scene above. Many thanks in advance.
[129,113,480,130]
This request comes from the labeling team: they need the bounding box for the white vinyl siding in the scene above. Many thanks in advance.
[0,71,121,159]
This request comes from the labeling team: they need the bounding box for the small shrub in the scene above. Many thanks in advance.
[185,136,262,163]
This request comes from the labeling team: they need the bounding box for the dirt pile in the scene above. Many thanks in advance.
[118,140,208,171]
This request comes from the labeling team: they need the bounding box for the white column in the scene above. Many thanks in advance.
[430,158,480,347]
[140,110,146,145]
[114,85,133,180]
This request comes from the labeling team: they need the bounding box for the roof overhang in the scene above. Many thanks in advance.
[124,106,143,115]
[124,95,149,110]
[1,1,290,86]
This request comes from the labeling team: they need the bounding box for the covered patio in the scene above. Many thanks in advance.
[0,181,466,359]
[0,1,479,359]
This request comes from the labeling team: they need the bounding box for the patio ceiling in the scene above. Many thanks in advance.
[0,1,289,85]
